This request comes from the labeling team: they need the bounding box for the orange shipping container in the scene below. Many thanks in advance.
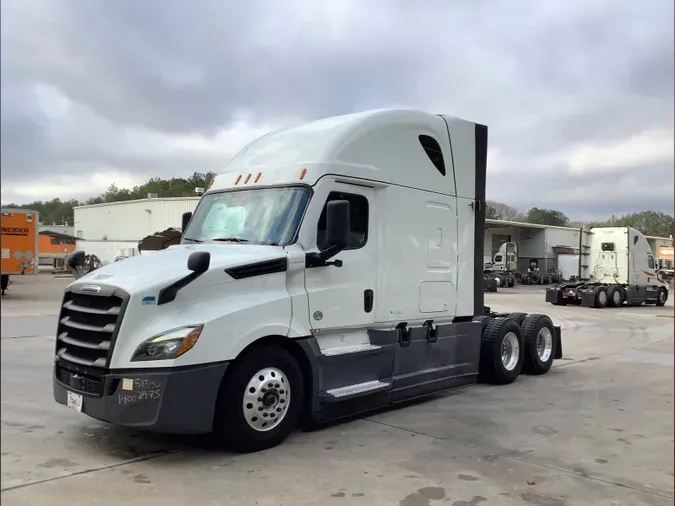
[1,208,39,275]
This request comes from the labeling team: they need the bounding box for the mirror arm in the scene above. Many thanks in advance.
[306,245,344,268]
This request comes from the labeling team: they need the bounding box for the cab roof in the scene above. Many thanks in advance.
[209,109,481,198]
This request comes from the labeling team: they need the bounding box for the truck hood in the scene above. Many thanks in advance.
[70,244,288,293]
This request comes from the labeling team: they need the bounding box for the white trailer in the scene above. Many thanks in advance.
[54,109,563,453]
[546,227,669,308]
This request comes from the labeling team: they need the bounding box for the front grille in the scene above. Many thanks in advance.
[55,288,128,372]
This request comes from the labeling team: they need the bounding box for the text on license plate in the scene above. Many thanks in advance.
[67,391,83,412]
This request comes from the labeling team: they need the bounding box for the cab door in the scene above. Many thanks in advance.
[301,180,377,331]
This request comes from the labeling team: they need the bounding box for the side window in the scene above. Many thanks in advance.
[494,254,503,263]
[317,192,369,251]
[418,135,446,176]
[648,255,655,269]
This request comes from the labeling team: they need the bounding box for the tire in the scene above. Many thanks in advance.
[606,286,623,308]
[494,276,503,288]
[593,287,608,308]
[520,274,530,285]
[521,314,555,375]
[479,317,524,385]
[506,276,515,288]
[529,273,540,284]
[473,314,492,331]
[656,287,668,307]
[507,312,528,326]
[213,345,304,453]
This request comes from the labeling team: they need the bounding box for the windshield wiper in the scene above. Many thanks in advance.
[211,237,249,243]
[183,237,202,243]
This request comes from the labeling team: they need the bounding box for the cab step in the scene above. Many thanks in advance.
[321,379,391,402]
[320,343,381,356]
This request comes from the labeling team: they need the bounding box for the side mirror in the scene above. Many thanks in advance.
[325,200,350,251]
[181,212,192,234]
[187,251,210,273]
[67,250,86,279]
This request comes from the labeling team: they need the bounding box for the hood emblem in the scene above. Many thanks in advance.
[81,285,102,294]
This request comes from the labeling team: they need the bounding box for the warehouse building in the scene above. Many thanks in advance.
[73,196,199,264]
[484,219,581,280]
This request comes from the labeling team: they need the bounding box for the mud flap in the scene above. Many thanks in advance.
[545,288,563,304]
[553,324,563,359]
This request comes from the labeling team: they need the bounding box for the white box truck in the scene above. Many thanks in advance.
[54,110,563,453]
[546,226,669,308]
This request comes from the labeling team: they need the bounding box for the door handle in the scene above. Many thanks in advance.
[364,289,374,313]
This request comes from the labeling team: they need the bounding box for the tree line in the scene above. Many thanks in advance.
[2,172,673,238]
[486,201,673,238]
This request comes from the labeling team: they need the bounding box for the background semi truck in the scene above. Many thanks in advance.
[486,241,562,287]
[55,109,563,453]
[546,226,669,308]
[1,208,40,295]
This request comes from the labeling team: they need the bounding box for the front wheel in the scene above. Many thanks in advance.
[213,345,304,453]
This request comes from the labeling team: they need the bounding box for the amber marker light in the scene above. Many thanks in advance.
[299,168,307,180]
[207,178,215,189]
[244,173,252,184]
[234,175,242,185]
[254,172,262,183]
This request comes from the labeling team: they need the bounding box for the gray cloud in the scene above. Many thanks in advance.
[1,0,673,218]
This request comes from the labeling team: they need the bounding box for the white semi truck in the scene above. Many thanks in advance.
[54,109,563,453]
[546,226,669,308]
[484,242,517,288]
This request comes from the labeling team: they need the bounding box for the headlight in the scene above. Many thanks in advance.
[131,325,203,362]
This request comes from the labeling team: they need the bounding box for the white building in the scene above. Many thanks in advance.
[484,219,581,279]
[646,235,673,256]
[74,197,199,264]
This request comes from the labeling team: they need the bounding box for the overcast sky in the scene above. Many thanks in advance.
[1,0,673,220]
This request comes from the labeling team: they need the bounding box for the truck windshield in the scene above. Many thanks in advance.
[183,186,310,246]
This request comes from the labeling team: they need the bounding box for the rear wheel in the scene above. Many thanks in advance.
[607,286,623,307]
[479,318,524,385]
[521,314,555,375]
[529,273,540,284]
[593,287,608,308]
[507,312,528,326]
[213,345,304,453]
[472,314,492,331]
[656,287,668,307]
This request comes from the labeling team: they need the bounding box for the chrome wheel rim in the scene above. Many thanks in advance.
[598,290,607,305]
[501,332,520,371]
[659,290,666,303]
[243,367,290,432]
[536,327,553,362]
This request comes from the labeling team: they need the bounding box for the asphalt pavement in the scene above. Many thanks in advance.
[1,275,673,505]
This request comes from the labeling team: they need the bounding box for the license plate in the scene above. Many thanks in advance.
[67,391,83,412]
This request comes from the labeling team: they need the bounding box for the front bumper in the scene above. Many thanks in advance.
[53,361,229,434]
